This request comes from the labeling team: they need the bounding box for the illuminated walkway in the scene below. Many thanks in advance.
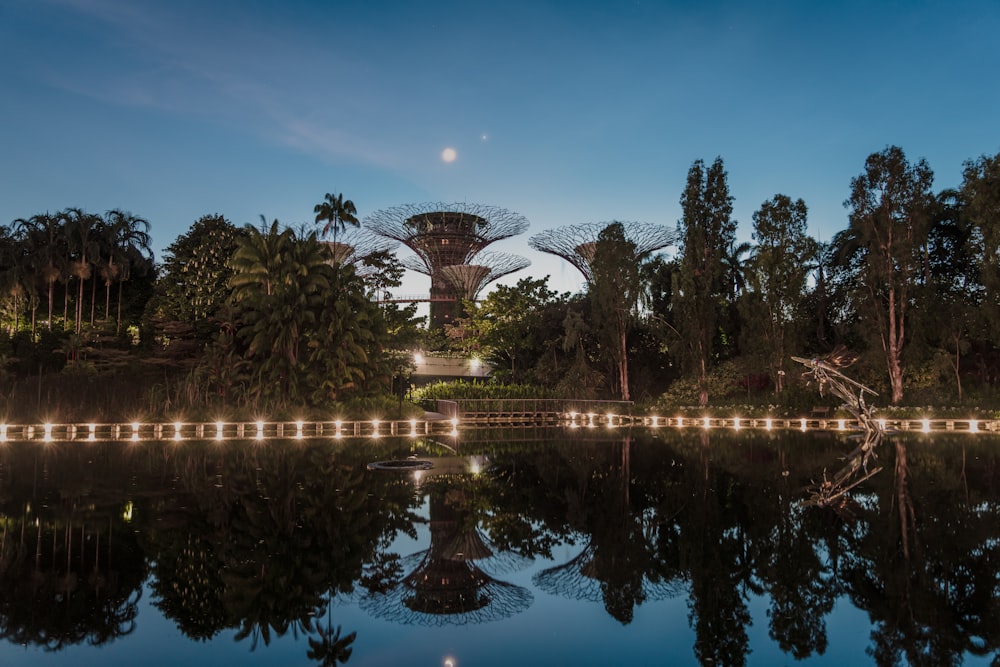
[0,413,994,444]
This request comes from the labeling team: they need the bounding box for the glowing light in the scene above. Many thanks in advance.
[88,423,96,441]
[675,416,683,428]
[444,657,457,667]
[470,357,481,371]
[122,501,134,522]
[296,421,304,439]
[733,417,741,431]
[0,424,6,443]
[174,422,183,441]
[43,423,53,442]
[587,413,595,428]
[131,422,140,442]
[216,421,224,440]
[879,419,887,430]
[838,419,846,431]
[256,421,264,440]
[702,416,711,430]
[334,420,343,439]
[410,419,418,437]
[413,352,424,365]
[651,416,659,428]
[765,418,773,431]
[607,413,615,428]
[372,420,381,438]
[441,147,457,162]
[922,418,931,433]
[970,419,979,433]
[450,418,459,437]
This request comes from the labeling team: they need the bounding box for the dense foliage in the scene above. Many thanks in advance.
[3,148,1000,417]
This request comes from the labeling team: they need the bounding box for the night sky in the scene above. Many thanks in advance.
[2,0,998,296]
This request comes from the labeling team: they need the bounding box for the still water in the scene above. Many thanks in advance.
[0,427,997,666]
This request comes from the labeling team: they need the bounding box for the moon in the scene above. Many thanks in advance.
[441,147,457,163]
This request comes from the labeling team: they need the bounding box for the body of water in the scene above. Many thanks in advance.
[0,427,997,666]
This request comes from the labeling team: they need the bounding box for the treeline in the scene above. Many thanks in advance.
[2,146,1000,418]
[451,146,1000,409]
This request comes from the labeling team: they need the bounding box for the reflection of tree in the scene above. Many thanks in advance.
[532,438,683,624]
[839,438,1000,666]
[360,480,533,626]
[0,446,147,651]
[142,440,422,654]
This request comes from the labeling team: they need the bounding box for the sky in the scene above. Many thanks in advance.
[2,0,999,299]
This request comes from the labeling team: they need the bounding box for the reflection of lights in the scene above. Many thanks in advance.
[675,416,683,428]
[410,419,418,437]
[132,422,140,442]
[296,421,304,439]
[922,418,930,433]
[372,420,381,438]
[702,416,710,430]
[413,470,424,484]
[800,418,807,432]
[174,422,183,441]
[88,423,96,441]
[123,501,133,522]
[216,421,224,440]
[765,418,773,431]
[587,413,595,428]
[0,424,6,443]
[970,419,979,433]
[43,423,53,442]
[334,420,343,439]
[838,419,846,431]
[607,413,615,428]
[733,417,741,431]
[256,421,264,440]
[651,415,659,428]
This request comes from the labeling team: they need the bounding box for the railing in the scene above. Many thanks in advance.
[451,398,634,424]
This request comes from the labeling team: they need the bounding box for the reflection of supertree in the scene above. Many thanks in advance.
[528,221,678,282]
[322,227,398,274]
[359,486,533,626]
[533,541,685,610]
[366,203,529,327]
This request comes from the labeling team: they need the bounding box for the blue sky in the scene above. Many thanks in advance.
[2,0,999,297]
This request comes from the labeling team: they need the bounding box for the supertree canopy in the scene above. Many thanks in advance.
[528,221,678,282]
[321,227,398,275]
[366,203,530,327]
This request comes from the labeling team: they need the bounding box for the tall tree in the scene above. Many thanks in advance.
[15,212,65,332]
[63,207,102,334]
[960,152,1000,328]
[103,209,153,332]
[674,157,736,406]
[742,195,816,393]
[589,223,643,401]
[312,192,359,245]
[845,146,934,404]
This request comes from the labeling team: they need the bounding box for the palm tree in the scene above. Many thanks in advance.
[312,192,359,245]
[103,209,153,332]
[15,212,66,332]
[722,240,753,303]
[63,207,102,334]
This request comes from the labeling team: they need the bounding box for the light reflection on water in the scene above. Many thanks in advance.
[0,429,998,666]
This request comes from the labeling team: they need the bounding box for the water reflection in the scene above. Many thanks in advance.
[0,430,998,666]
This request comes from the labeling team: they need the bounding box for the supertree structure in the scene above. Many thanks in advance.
[400,251,530,303]
[528,221,679,282]
[365,203,530,328]
[320,226,398,276]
